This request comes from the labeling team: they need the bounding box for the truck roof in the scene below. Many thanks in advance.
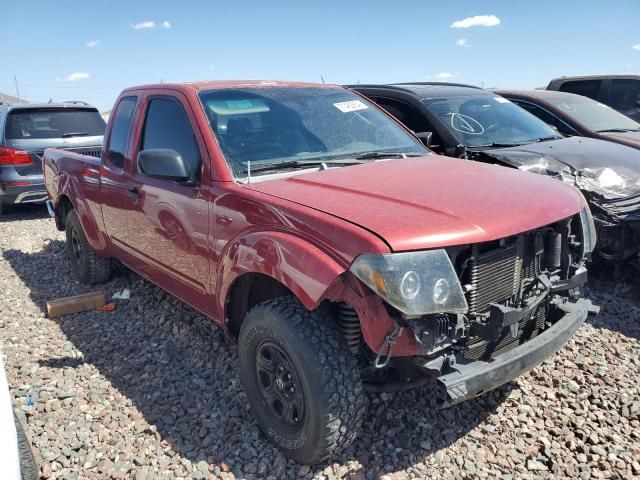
[122,80,331,94]
[548,74,640,83]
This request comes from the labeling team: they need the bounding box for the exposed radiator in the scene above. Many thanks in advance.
[465,244,520,315]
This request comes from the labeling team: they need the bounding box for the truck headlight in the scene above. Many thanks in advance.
[579,205,597,256]
[349,250,468,316]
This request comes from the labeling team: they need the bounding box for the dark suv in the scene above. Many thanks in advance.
[547,75,640,122]
[0,101,105,213]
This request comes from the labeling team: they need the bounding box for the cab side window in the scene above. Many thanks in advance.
[559,80,601,100]
[512,100,555,125]
[140,97,201,180]
[107,96,137,169]
[512,100,576,136]
[609,79,640,112]
[373,97,443,149]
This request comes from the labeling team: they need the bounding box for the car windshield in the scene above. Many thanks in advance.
[546,94,640,132]
[422,95,560,148]
[198,86,428,177]
[5,108,106,140]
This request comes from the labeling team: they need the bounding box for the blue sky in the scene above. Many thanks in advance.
[1,0,639,112]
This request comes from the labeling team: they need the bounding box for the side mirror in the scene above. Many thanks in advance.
[414,131,433,148]
[137,149,189,182]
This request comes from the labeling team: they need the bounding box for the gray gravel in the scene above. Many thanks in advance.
[1,204,639,480]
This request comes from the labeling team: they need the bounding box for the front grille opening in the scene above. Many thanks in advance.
[458,222,572,360]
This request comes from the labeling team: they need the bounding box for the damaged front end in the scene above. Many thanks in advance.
[477,149,640,262]
[352,210,599,406]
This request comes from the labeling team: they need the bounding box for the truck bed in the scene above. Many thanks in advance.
[43,147,102,205]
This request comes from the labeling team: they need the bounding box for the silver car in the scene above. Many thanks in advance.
[0,101,105,213]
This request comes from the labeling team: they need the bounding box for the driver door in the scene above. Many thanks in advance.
[125,93,212,314]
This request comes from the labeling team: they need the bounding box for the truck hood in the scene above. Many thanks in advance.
[246,156,584,252]
[481,137,640,200]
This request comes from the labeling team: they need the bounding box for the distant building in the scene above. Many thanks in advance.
[0,92,28,104]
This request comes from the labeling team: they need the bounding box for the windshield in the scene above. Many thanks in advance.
[422,95,560,148]
[546,94,640,132]
[5,108,106,140]
[198,87,428,177]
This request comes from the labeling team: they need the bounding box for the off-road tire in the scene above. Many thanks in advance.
[14,410,39,480]
[238,296,365,464]
[65,210,112,284]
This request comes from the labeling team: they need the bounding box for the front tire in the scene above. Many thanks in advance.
[238,296,365,464]
[65,210,112,284]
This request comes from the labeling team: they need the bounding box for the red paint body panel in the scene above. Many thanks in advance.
[43,81,585,358]
[249,156,585,251]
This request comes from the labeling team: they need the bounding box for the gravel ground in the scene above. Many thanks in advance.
[0,205,639,480]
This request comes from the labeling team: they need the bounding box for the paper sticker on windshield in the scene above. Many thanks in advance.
[334,100,369,113]
[494,97,511,103]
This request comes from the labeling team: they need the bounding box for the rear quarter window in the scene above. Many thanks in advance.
[5,108,106,140]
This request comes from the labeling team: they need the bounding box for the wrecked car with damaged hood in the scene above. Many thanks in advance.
[44,80,598,464]
[351,83,640,263]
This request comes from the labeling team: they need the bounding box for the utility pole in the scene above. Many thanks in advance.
[14,76,21,103]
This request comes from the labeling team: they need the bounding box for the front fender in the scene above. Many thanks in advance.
[56,172,107,252]
[215,230,346,319]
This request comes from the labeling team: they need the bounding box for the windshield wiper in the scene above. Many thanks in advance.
[242,158,364,173]
[353,151,424,160]
[61,132,90,138]
[535,135,562,142]
[595,128,640,133]
[468,142,527,149]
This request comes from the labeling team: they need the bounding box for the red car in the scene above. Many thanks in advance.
[43,80,598,464]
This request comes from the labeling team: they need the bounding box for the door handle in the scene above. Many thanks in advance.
[127,187,141,202]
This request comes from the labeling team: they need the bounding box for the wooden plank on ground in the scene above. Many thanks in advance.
[46,291,105,318]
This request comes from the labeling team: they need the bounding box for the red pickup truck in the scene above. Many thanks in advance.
[43,80,598,464]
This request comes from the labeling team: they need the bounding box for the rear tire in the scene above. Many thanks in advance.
[238,296,365,464]
[65,210,112,284]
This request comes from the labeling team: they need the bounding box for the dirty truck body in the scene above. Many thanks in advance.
[43,81,597,464]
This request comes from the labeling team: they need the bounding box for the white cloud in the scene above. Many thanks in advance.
[456,38,471,47]
[131,21,156,30]
[85,40,100,48]
[130,20,172,30]
[633,44,640,51]
[433,72,458,79]
[64,72,90,82]
[451,15,501,29]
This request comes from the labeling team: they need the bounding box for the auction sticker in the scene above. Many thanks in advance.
[333,100,369,113]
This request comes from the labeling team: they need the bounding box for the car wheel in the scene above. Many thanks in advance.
[65,210,112,284]
[238,296,365,464]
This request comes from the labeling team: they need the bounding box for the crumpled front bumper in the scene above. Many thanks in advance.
[436,298,598,407]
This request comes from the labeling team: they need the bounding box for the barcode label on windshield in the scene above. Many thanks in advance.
[333,100,369,113]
